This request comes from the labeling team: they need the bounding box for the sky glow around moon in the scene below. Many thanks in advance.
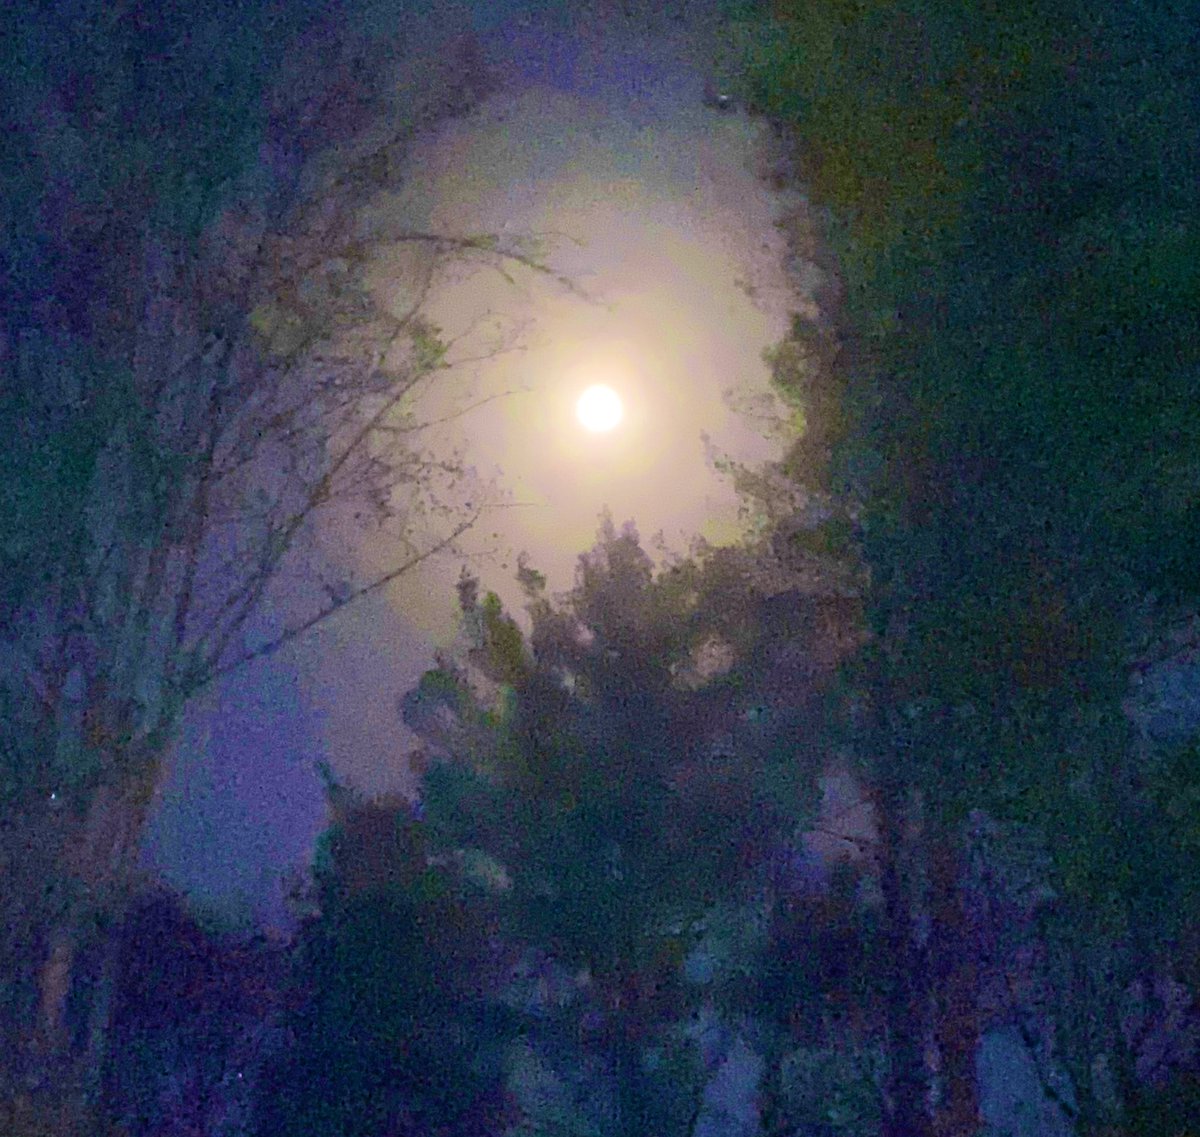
[149,10,806,926]
[576,383,624,432]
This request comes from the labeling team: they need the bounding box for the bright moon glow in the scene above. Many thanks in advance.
[576,384,624,433]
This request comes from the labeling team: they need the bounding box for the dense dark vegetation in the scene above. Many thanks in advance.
[2,2,435,1131]
[262,525,870,1136]
[744,0,1200,1132]
[2,0,1197,1134]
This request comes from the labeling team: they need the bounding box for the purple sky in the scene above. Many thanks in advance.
[142,4,815,930]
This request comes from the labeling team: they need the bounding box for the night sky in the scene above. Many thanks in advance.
[142,4,809,929]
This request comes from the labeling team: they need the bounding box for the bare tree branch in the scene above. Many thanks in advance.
[375,386,531,436]
[202,509,483,688]
[379,230,597,301]
[808,827,875,853]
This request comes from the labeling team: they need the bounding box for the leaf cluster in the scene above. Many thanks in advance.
[740,0,1200,1126]
[401,523,836,1131]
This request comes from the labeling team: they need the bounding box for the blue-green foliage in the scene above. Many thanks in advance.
[745,0,1199,599]
[257,790,514,1137]
[743,2,1200,1129]
[406,526,831,1136]
[0,0,336,338]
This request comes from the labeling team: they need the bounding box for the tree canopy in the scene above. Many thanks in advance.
[402,520,852,1135]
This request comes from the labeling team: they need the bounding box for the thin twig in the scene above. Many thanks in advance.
[201,510,481,687]
[383,230,597,302]
[376,387,531,435]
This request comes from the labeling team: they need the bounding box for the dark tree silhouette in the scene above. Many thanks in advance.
[254,789,518,1137]
[407,519,842,1136]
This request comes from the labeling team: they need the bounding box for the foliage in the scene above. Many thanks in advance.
[0,0,584,1119]
[744,0,1199,597]
[257,792,514,1137]
[103,887,281,1137]
[778,1041,885,1137]
[737,0,1200,1130]
[407,521,831,1135]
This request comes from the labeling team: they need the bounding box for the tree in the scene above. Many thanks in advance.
[738,0,1200,1132]
[254,787,517,1137]
[0,5,587,1124]
[408,519,833,1137]
[101,886,285,1137]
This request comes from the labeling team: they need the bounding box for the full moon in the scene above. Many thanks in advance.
[576,384,624,433]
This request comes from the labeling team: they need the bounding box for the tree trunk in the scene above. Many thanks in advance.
[25,771,153,1128]
[928,832,982,1137]
[757,1028,791,1137]
[80,930,124,1109]
[33,929,74,1065]
[875,776,932,1137]
[613,1009,647,1137]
